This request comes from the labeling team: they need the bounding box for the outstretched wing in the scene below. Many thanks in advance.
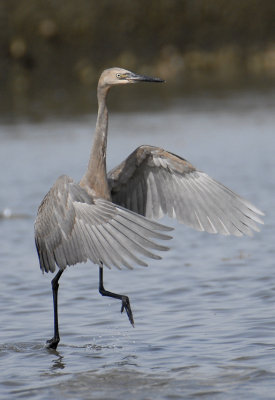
[108,145,264,237]
[34,175,172,273]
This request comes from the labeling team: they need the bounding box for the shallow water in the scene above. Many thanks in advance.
[1,92,275,399]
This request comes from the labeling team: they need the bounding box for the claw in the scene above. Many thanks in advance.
[121,296,135,327]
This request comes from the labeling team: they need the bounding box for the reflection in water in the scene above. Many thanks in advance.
[50,354,66,370]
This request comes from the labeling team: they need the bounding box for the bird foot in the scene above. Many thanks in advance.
[45,337,60,350]
[121,295,135,327]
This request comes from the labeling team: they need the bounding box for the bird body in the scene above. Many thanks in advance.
[34,67,264,349]
[35,174,172,273]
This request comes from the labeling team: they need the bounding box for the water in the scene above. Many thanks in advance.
[0,92,275,399]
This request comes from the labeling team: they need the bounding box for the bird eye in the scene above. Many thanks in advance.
[116,73,121,78]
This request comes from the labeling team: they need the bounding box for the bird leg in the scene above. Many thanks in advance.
[46,269,64,349]
[98,265,135,327]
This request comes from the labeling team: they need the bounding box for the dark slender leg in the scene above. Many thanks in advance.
[99,266,134,327]
[46,269,64,349]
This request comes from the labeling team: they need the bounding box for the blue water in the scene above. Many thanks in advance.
[0,92,275,399]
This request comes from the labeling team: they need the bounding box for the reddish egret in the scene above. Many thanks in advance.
[35,67,264,349]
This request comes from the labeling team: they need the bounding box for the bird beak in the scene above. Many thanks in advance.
[127,72,164,83]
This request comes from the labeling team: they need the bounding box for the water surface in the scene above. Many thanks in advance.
[0,93,275,399]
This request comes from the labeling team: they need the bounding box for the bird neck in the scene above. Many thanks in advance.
[80,85,111,200]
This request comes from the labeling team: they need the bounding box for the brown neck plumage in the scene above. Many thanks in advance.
[80,83,111,200]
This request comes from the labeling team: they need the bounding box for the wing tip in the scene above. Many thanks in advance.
[247,205,265,218]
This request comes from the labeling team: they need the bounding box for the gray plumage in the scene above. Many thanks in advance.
[108,145,264,237]
[35,68,172,276]
[35,175,171,273]
[34,67,264,349]
[35,68,264,275]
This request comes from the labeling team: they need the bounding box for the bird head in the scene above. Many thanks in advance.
[99,67,164,88]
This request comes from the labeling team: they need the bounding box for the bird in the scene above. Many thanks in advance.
[34,67,264,350]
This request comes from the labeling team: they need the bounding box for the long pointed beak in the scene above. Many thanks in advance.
[127,72,164,83]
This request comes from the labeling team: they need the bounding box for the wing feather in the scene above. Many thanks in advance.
[34,175,172,273]
[108,145,264,236]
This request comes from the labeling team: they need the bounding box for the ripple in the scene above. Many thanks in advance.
[0,342,45,353]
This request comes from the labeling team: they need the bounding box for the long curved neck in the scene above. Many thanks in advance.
[80,84,111,200]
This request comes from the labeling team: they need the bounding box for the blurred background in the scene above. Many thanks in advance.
[1,0,275,120]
